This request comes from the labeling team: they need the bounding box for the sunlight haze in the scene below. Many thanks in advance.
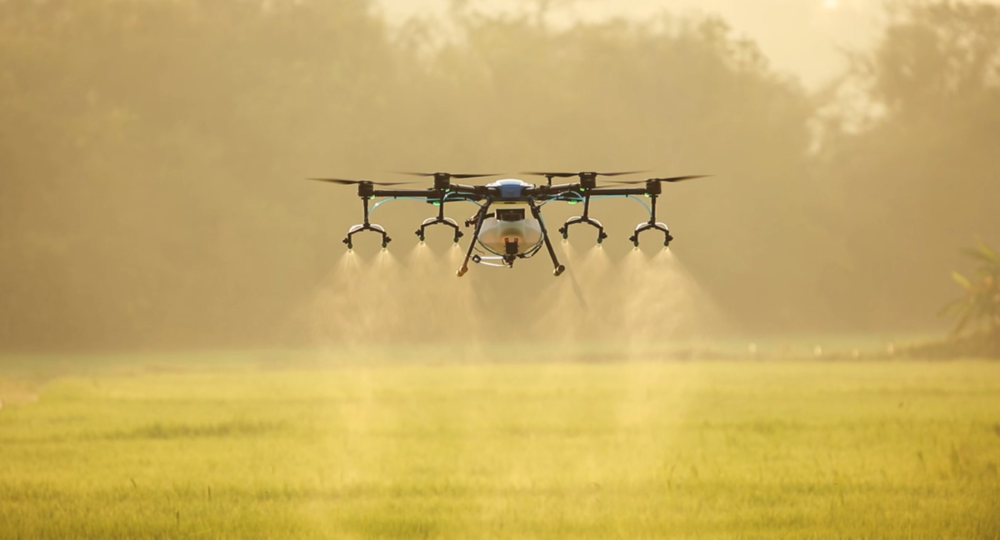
[1,0,999,537]
[379,0,881,87]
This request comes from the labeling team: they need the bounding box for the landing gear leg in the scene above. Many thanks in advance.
[528,199,565,277]
[457,202,491,277]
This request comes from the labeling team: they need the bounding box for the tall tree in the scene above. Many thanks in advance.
[0,0,403,349]
[815,1,1000,331]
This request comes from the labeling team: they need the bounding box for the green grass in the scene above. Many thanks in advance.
[1,354,999,539]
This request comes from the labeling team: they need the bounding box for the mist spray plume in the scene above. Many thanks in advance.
[285,238,728,363]
[619,248,731,359]
[285,242,488,358]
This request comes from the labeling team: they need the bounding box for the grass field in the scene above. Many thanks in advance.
[1,351,999,539]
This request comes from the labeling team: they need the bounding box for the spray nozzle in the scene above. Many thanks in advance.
[630,221,672,248]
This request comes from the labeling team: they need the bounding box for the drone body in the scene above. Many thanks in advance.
[309,171,707,277]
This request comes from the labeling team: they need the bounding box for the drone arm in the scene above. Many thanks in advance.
[525,183,581,199]
[542,182,582,194]
[527,184,649,200]
[575,187,648,197]
[448,183,490,196]
[370,188,445,198]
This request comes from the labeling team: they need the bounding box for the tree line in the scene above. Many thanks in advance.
[1,0,998,350]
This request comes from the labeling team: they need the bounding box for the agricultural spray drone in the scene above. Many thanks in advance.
[309,171,708,277]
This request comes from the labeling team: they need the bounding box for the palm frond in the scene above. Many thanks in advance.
[977,242,1000,264]
[944,244,1000,337]
[952,308,974,336]
[952,271,973,290]
[962,245,1000,268]
[938,297,969,318]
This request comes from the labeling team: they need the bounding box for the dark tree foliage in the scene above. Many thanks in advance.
[0,0,817,350]
[814,1,1000,332]
[0,0,403,348]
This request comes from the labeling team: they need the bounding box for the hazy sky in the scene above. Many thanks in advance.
[378,0,882,88]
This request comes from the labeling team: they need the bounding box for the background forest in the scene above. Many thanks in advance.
[1,0,998,351]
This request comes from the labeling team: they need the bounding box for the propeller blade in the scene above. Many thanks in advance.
[393,171,502,179]
[451,173,504,179]
[652,175,711,183]
[307,178,412,186]
[520,170,648,178]
[614,175,711,184]
[598,170,649,177]
[519,171,580,178]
